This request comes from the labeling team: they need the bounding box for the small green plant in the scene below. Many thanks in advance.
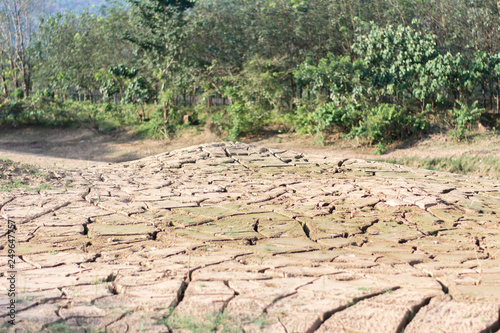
[346,299,358,307]
[355,286,372,291]
[227,228,235,237]
[10,88,24,101]
[92,277,107,285]
[251,314,270,329]
[374,143,387,155]
[450,100,483,141]
[227,102,245,141]
[165,311,241,332]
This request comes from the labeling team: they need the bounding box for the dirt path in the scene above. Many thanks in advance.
[1,127,499,170]
[1,141,499,332]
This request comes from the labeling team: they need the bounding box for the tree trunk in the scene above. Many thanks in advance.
[489,82,493,111]
[497,86,500,113]
[22,64,30,97]
[0,69,7,96]
[163,104,169,123]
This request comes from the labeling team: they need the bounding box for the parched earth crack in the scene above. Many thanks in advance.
[4,142,500,332]
[271,248,320,257]
[296,218,312,239]
[82,218,93,236]
[436,279,450,295]
[19,255,42,269]
[165,253,254,322]
[481,310,500,333]
[20,201,71,224]
[0,196,15,212]
[262,277,320,315]
[104,310,135,332]
[248,188,288,204]
[82,187,91,201]
[359,219,379,234]
[309,286,401,333]
[395,296,434,333]
[23,226,40,242]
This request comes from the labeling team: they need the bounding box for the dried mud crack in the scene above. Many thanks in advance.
[1,142,500,332]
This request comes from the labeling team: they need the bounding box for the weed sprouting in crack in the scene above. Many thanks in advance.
[164,305,243,333]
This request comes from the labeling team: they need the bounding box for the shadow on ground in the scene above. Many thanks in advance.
[0,126,165,164]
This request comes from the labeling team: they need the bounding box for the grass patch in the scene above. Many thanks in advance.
[0,158,60,192]
[44,322,75,333]
[250,314,270,329]
[0,178,29,192]
[165,311,242,333]
[0,158,64,192]
[382,154,500,178]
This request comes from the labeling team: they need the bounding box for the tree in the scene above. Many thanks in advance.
[32,4,136,98]
[123,0,195,122]
[124,0,195,79]
[0,0,46,97]
[353,24,438,109]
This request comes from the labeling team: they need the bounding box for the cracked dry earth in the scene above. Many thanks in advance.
[1,142,500,333]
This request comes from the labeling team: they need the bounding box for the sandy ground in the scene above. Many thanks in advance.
[0,126,499,169]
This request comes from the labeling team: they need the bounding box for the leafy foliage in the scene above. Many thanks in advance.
[33,5,136,94]
[3,0,500,149]
[450,101,483,140]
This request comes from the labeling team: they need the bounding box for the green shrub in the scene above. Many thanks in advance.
[314,102,363,134]
[135,105,190,139]
[0,98,145,130]
[347,104,427,144]
[450,100,483,140]
[10,88,24,101]
[307,102,428,148]
[227,102,245,141]
[292,103,317,134]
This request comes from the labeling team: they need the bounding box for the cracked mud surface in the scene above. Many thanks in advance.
[1,142,500,332]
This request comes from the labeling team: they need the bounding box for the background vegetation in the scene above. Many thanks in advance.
[1,0,500,150]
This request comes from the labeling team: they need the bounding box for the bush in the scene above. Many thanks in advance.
[292,103,317,134]
[10,88,24,101]
[305,102,428,148]
[347,104,427,144]
[314,102,363,134]
[227,102,246,141]
[0,98,143,130]
[449,100,483,140]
